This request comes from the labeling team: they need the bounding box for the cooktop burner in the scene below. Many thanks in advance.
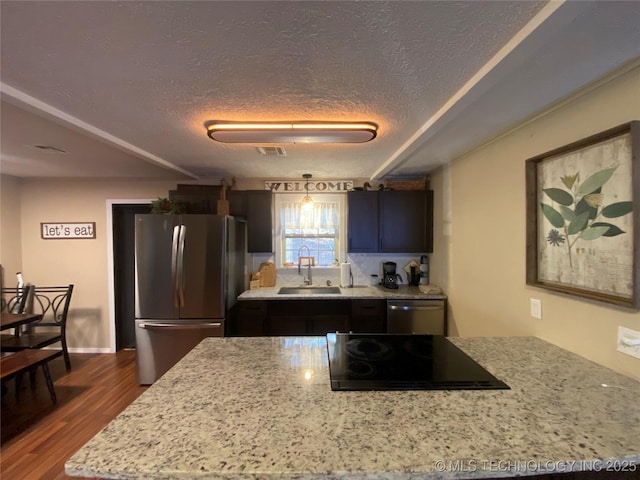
[326,333,509,391]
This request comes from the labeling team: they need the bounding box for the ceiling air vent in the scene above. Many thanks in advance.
[256,146,286,156]
[31,145,67,153]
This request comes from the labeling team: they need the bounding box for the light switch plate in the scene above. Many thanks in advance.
[617,326,640,360]
[530,298,542,319]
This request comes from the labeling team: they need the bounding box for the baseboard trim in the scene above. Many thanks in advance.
[4,347,115,355]
[37,346,122,354]
[68,347,113,354]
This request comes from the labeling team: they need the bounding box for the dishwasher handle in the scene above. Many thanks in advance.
[138,322,222,330]
[388,305,443,312]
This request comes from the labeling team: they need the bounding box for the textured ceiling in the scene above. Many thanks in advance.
[1,1,639,181]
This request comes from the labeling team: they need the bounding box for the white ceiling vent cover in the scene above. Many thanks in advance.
[256,146,286,156]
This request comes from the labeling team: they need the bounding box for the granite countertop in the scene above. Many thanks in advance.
[238,284,447,300]
[66,336,640,479]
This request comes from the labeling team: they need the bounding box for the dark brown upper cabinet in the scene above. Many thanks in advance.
[169,184,221,214]
[228,189,273,253]
[168,186,273,253]
[348,190,433,253]
[245,190,273,253]
[347,191,379,252]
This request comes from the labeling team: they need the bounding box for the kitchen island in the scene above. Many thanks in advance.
[65,336,640,479]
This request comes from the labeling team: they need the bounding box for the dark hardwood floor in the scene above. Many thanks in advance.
[1,350,147,480]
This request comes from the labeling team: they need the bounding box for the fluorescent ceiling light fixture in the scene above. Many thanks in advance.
[206,121,377,143]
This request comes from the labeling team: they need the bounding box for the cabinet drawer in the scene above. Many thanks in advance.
[351,299,386,316]
[236,301,267,317]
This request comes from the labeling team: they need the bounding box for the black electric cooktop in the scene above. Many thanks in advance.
[326,333,509,391]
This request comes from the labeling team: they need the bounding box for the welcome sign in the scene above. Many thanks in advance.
[265,180,353,193]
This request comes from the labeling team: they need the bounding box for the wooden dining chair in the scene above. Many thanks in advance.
[0,285,74,370]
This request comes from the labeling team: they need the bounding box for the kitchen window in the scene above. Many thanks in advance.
[275,193,346,267]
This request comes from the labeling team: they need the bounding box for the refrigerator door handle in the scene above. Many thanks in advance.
[138,322,222,330]
[177,225,187,307]
[171,225,181,308]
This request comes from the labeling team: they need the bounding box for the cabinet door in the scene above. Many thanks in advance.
[309,315,349,335]
[228,315,265,336]
[169,185,220,214]
[228,301,266,336]
[347,191,379,252]
[380,190,433,253]
[246,190,273,253]
[227,190,246,217]
[265,316,308,336]
[350,300,386,333]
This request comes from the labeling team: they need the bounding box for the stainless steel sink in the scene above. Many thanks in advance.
[277,286,342,295]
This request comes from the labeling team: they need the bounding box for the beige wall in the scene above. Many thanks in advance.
[11,178,175,351]
[0,175,24,283]
[434,65,640,380]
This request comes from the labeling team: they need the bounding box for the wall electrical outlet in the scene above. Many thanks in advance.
[530,298,542,319]
[617,326,640,360]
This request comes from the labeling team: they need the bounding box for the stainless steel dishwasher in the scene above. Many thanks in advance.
[387,299,446,335]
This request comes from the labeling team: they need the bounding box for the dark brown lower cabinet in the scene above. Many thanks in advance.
[308,315,349,335]
[349,299,386,333]
[265,315,307,336]
[230,299,382,336]
[265,300,350,336]
[227,301,267,336]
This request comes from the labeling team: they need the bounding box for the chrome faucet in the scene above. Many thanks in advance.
[297,245,312,286]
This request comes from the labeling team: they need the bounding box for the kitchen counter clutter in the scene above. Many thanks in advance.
[65,336,640,479]
[238,284,446,300]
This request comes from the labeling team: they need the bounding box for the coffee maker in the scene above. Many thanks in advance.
[382,262,402,289]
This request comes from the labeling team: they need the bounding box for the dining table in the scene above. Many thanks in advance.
[0,312,43,332]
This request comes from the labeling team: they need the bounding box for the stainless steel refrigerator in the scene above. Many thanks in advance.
[134,214,246,384]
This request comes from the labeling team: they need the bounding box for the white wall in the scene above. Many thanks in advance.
[433,65,640,380]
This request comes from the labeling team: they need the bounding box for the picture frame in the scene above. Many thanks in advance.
[526,121,639,309]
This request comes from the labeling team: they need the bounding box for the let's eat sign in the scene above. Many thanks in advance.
[41,222,96,240]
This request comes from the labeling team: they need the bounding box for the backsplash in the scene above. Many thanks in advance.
[251,253,428,287]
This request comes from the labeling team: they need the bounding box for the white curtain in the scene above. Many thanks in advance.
[281,201,339,230]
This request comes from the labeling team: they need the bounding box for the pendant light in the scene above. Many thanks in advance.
[301,174,314,210]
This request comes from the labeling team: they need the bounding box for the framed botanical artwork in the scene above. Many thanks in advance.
[526,121,639,308]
